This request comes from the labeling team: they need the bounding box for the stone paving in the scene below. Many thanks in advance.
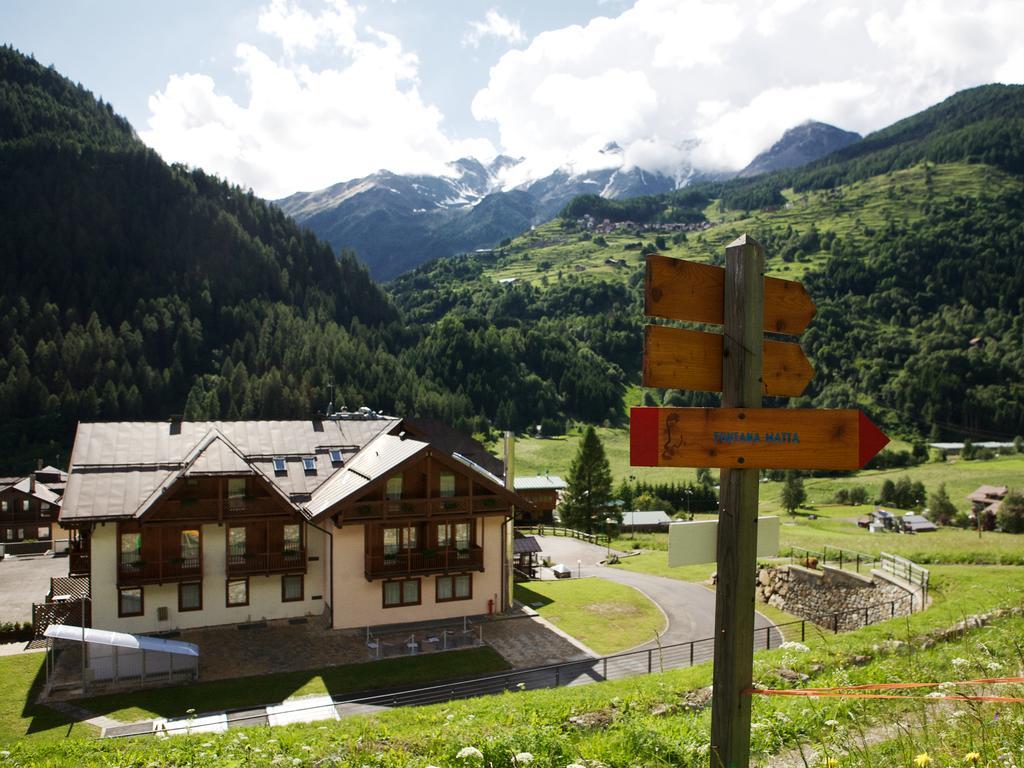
[485,613,596,667]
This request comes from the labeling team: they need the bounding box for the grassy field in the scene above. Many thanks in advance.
[5,565,1024,766]
[513,578,665,654]
[478,162,1023,290]
[0,645,509,741]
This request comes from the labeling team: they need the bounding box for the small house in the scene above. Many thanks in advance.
[967,485,1007,530]
[513,475,568,525]
[620,510,673,533]
[900,514,937,534]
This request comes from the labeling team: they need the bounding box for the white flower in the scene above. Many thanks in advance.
[927,691,945,698]
[987,660,1004,671]
[951,657,970,669]
[824,719,839,727]
[779,641,810,653]
[567,764,587,768]
[457,747,484,760]
[515,753,534,765]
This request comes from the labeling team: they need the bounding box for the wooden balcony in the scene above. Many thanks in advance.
[226,548,307,576]
[118,557,201,586]
[345,495,506,522]
[364,545,484,580]
[69,550,91,577]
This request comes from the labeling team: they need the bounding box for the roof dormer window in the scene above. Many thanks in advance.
[273,457,287,474]
[329,449,343,465]
[302,457,317,473]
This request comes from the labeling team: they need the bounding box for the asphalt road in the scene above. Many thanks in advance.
[0,554,67,621]
[532,534,782,652]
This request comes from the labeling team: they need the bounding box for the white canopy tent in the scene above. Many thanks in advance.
[44,625,199,686]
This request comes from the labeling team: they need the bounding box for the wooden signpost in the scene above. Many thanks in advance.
[643,325,814,397]
[630,238,889,768]
[630,406,889,471]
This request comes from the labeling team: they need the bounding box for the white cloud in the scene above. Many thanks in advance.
[142,0,1024,198]
[463,9,526,48]
[472,0,1024,178]
[141,0,493,198]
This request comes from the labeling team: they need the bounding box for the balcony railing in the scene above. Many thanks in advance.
[348,495,505,520]
[226,548,307,576]
[118,556,201,585]
[364,545,484,580]
[69,550,91,577]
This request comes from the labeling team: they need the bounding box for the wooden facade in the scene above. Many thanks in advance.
[0,481,59,543]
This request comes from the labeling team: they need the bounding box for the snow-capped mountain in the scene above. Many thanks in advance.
[276,124,856,280]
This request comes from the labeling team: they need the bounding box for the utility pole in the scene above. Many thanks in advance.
[710,235,764,768]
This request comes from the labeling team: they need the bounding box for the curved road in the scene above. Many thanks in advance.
[533,534,782,653]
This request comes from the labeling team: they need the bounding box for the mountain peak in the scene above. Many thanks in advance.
[738,121,861,178]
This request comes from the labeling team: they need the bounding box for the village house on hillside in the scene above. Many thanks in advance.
[58,416,527,636]
[967,484,1008,529]
[512,474,567,525]
[0,462,67,547]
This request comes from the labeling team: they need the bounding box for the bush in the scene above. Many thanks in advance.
[997,490,1024,533]
[0,621,34,643]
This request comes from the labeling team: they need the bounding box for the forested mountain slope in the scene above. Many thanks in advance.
[391,85,1024,442]
[0,46,465,469]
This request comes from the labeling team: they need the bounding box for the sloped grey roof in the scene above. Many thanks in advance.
[6,477,61,506]
[513,536,542,555]
[183,432,256,476]
[62,419,397,522]
[306,432,429,517]
[514,475,568,491]
[622,510,672,527]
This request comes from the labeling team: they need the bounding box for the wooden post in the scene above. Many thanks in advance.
[710,235,764,768]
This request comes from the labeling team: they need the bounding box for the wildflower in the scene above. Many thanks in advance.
[824,719,839,727]
[914,754,933,766]
[951,658,970,669]
[457,747,483,760]
[987,661,1004,671]
[823,758,839,768]
[927,692,945,698]
[964,753,981,764]
[514,753,534,765]
[779,641,810,653]
[566,764,587,768]
[0,752,10,759]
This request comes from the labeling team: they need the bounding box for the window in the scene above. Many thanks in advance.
[0,501,6,512]
[178,582,202,612]
[16,528,24,540]
[22,500,30,512]
[382,526,416,557]
[226,578,249,606]
[180,529,200,564]
[328,449,343,464]
[37,526,49,540]
[385,476,403,499]
[302,457,317,473]
[227,478,246,499]
[120,531,142,568]
[4,530,11,540]
[118,587,144,617]
[454,521,471,551]
[272,457,287,474]
[436,522,451,548]
[283,523,301,557]
[440,472,455,498]
[436,574,472,602]
[228,527,246,557]
[282,574,303,602]
[383,578,420,608]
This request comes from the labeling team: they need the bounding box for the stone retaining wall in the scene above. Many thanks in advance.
[756,564,916,631]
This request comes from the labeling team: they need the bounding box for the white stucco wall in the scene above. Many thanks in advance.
[331,516,506,630]
[89,521,327,633]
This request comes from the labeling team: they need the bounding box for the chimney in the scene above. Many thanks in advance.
[29,474,35,493]
[36,458,43,471]
[503,431,515,490]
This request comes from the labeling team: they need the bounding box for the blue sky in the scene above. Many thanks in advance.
[3,1,1022,198]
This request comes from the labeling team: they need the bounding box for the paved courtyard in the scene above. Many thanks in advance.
[0,554,68,621]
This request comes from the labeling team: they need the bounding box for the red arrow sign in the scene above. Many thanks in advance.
[643,325,814,397]
[646,255,816,335]
[629,406,889,470]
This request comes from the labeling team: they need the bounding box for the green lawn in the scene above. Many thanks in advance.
[6,565,1024,767]
[0,653,95,744]
[76,645,509,724]
[514,578,665,654]
[609,551,715,583]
